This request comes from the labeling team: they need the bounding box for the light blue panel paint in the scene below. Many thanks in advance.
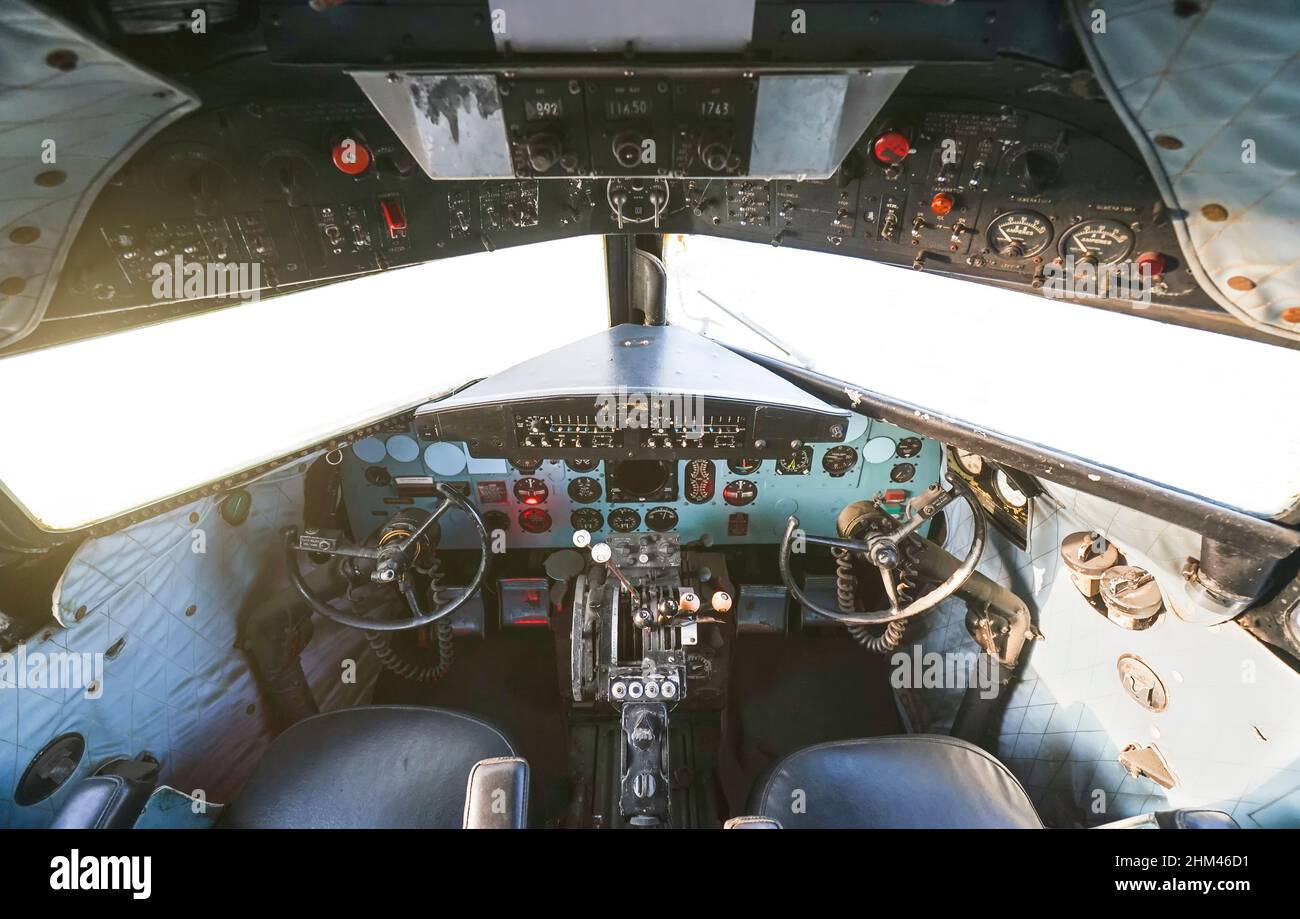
[352,437,386,464]
[342,419,941,549]
[384,434,419,463]
[424,442,467,476]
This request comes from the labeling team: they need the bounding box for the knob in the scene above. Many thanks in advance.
[711,591,733,614]
[1136,250,1166,278]
[591,543,612,564]
[679,591,701,613]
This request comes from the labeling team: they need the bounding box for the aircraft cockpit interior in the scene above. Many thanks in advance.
[0,0,1298,859]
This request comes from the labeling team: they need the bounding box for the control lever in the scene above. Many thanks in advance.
[574,529,639,605]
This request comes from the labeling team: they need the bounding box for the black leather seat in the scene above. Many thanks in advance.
[221,705,517,829]
[749,734,1043,829]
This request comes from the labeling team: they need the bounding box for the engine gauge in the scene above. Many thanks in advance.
[821,445,858,476]
[570,508,604,532]
[985,210,1052,258]
[890,463,916,483]
[954,449,984,476]
[896,437,923,458]
[994,469,1030,508]
[511,458,542,474]
[685,459,716,504]
[775,446,813,476]
[518,507,552,533]
[645,507,679,532]
[723,480,758,506]
[513,476,549,505]
[1058,219,1134,265]
[566,458,599,473]
[567,477,602,504]
[728,458,762,475]
[608,507,642,532]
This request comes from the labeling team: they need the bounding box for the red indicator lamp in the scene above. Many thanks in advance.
[331,138,371,175]
[872,130,912,166]
[1135,250,1166,278]
[929,192,954,216]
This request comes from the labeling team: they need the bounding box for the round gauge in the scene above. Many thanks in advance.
[954,449,984,476]
[518,507,552,533]
[566,458,599,473]
[685,459,716,504]
[890,463,916,483]
[822,445,858,476]
[896,437,923,458]
[776,446,813,476]
[1058,219,1134,266]
[646,507,679,532]
[483,510,510,534]
[570,508,604,531]
[352,437,387,464]
[608,507,642,533]
[723,480,758,506]
[567,477,602,504]
[995,469,1030,508]
[513,477,549,505]
[364,466,391,487]
[728,458,762,475]
[511,458,543,474]
[986,210,1053,258]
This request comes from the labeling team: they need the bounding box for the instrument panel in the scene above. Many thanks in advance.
[340,415,941,550]
[27,61,1220,355]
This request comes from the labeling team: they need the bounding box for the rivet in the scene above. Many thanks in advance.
[8,226,40,244]
[74,605,87,622]
[0,277,25,296]
[185,604,197,617]
[1200,203,1228,222]
[1153,134,1183,150]
[1226,276,1255,291]
[1280,307,1300,324]
[35,170,66,187]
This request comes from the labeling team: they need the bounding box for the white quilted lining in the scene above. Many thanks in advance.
[899,481,1300,827]
[0,0,199,348]
[1071,0,1300,339]
[1,457,375,828]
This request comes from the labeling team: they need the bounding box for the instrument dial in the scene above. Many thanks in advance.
[896,437,923,458]
[775,446,813,476]
[685,459,716,504]
[570,508,604,531]
[890,463,916,483]
[727,458,761,475]
[954,449,984,476]
[566,458,599,473]
[518,507,552,533]
[1058,219,1134,266]
[723,480,758,506]
[994,469,1029,508]
[608,507,642,533]
[567,477,602,504]
[645,507,679,532]
[986,210,1052,258]
[513,476,549,505]
[821,445,858,476]
[511,458,543,474]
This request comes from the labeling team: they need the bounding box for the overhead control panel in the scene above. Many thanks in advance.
[348,68,908,181]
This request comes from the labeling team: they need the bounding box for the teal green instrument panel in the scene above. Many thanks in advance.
[341,415,940,549]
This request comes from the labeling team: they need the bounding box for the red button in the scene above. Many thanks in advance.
[930,192,954,216]
[331,138,371,175]
[1135,250,1166,278]
[872,130,912,165]
[883,489,907,503]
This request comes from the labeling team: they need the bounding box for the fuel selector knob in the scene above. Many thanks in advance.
[711,591,733,614]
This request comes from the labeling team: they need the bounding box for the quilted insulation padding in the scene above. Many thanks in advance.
[1070,0,1300,339]
[897,486,1300,827]
[0,1,199,348]
[0,458,376,828]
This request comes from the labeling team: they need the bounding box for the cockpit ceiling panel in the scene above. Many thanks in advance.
[488,0,756,54]
[1071,0,1300,341]
[0,1,199,350]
